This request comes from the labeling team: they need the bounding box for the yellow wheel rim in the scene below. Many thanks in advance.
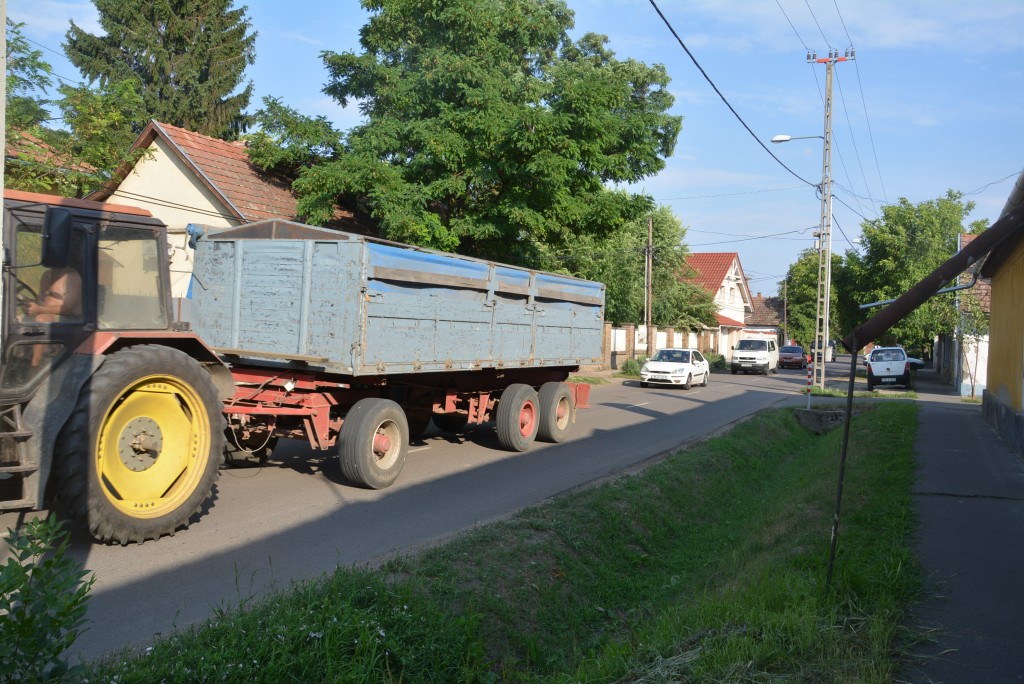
[95,374,211,519]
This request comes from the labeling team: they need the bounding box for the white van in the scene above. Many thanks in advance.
[730,338,779,375]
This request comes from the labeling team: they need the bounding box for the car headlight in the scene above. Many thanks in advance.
[672,368,686,375]
[641,364,649,373]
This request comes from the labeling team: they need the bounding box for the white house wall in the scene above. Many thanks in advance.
[106,137,241,307]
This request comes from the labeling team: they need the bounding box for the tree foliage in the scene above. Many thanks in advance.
[542,206,717,329]
[260,0,680,259]
[6,20,53,131]
[64,0,257,139]
[780,248,842,349]
[842,191,978,351]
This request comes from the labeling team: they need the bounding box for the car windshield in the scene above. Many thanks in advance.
[781,346,803,354]
[735,340,767,351]
[870,349,906,362]
[652,349,689,363]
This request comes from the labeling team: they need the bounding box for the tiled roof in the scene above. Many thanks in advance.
[90,120,370,230]
[716,314,745,328]
[959,234,992,314]
[155,121,297,222]
[683,252,738,295]
[748,294,784,326]
[6,130,96,174]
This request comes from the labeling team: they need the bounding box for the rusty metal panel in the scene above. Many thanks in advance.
[192,227,604,377]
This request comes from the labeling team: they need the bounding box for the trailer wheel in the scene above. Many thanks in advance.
[537,382,573,443]
[338,399,408,489]
[53,345,224,544]
[496,383,539,452]
[433,412,468,433]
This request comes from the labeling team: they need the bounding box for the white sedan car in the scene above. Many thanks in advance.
[640,348,710,389]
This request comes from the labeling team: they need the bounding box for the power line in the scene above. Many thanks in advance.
[646,0,817,188]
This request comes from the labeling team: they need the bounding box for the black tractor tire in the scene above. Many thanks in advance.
[433,412,469,433]
[338,398,408,489]
[496,383,539,452]
[537,382,573,443]
[53,345,225,544]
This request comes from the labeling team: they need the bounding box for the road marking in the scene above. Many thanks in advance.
[633,401,650,407]
[409,446,431,453]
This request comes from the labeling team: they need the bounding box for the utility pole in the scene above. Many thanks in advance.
[783,279,788,343]
[645,215,654,355]
[809,48,853,390]
[1,0,7,344]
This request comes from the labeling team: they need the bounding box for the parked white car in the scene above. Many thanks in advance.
[640,348,710,389]
[866,346,912,390]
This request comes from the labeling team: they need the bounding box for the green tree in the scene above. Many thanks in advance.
[276,0,679,257]
[64,0,256,139]
[780,248,842,349]
[6,20,54,131]
[544,206,716,329]
[845,191,977,352]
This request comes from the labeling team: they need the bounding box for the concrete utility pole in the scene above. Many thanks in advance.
[809,48,853,390]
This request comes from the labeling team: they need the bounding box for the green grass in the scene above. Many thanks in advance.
[567,375,610,386]
[813,386,918,399]
[85,403,921,683]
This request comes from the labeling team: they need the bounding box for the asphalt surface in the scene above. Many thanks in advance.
[900,370,1024,683]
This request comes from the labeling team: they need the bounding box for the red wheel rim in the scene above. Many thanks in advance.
[519,401,536,437]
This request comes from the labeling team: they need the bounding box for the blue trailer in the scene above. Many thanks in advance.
[191,220,605,489]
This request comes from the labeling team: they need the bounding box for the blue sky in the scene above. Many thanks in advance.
[12,1,1024,297]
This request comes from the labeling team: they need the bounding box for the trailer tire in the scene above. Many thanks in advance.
[338,398,408,489]
[496,383,539,452]
[53,345,224,544]
[537,382,573,443]
[433,412,468,433]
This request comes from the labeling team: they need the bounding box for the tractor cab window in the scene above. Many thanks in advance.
[12,222,85,324]
[97,225,168,330]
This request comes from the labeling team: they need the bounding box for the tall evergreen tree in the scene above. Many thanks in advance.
[64,0,256,139]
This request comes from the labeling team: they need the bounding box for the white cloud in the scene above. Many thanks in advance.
[281,31,320,47]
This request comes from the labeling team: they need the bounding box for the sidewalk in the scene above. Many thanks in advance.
[901,371,1024,683]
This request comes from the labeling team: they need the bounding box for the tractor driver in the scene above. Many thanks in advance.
[26,266,83,323]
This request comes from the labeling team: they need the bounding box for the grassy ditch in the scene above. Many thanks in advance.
[86,403,920,683]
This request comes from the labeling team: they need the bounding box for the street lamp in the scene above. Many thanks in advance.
[772,128,833,392]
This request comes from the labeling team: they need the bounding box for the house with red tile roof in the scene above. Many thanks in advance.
[683,252,755,355]
[87,120,370,318]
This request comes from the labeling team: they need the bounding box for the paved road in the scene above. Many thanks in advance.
[4,366,819,663]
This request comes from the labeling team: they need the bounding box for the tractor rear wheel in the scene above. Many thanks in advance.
[54,345,225,544]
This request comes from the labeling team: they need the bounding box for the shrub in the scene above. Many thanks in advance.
[0,515,94,683]
[704,350,727,371]
[619,356,646,377]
